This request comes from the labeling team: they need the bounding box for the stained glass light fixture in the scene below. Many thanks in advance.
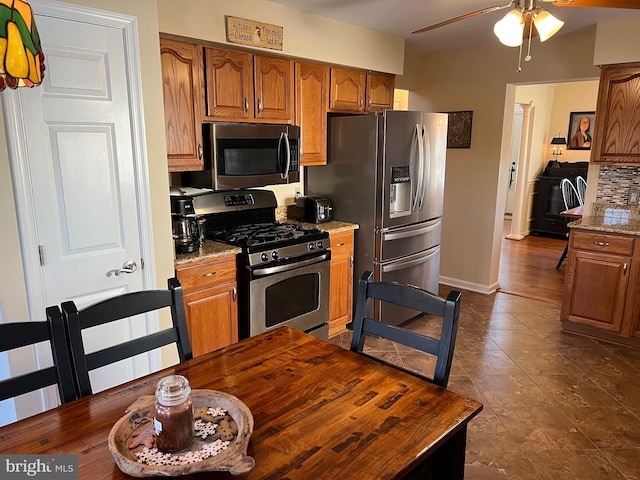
[0,0,45,90]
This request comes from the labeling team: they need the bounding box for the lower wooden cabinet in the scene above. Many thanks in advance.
[561,229,640,346]
[175,255,238,357]
[329,230,355,337]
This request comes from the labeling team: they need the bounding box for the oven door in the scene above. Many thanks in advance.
[248,252,330,338]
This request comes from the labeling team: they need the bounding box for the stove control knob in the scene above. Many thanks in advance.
[308,242,315,251]
[316,241,324,249]
[261,253,269,262]
[271,250,279,260]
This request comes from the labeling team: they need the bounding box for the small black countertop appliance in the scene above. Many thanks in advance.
[170,188,207,254]
[296,195,333,224]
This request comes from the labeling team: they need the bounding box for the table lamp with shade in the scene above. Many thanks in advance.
[550,135,566,166]
[0,0,45,91]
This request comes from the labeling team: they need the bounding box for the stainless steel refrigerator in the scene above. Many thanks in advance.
[306,110,448,326]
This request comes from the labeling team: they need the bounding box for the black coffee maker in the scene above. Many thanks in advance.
[170,195,205,254]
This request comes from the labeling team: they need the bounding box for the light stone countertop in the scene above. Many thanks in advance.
[569,204,640,236]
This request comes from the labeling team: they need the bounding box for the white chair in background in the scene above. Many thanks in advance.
[576,175,587,205]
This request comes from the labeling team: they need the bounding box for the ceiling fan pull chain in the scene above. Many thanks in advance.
[525,12,534,62]
[517,39,523,73]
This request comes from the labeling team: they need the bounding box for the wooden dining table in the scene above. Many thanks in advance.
[0,326,482,479]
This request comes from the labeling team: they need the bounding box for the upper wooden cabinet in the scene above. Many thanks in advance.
[367,72,395,111]
[160,38,205,172]
[329,67,395,113]
[204,46,294,124]
[592,62,640,165]
[329,67,367,112]
[295,61,329,166]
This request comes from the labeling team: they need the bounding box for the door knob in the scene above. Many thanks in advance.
[115,260,138,276]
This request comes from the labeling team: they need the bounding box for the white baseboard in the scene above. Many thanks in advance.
[439,276,499,295]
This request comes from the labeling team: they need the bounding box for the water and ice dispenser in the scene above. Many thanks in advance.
[389,165,411,217]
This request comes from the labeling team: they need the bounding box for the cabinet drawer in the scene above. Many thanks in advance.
[329,230,354,255]
[571,231,634,256]
[176,255,237,291]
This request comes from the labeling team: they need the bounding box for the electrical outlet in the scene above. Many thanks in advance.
[629,188,640,206]
[294,187,301,198]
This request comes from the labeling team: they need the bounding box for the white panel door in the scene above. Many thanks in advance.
[4,2,157,408]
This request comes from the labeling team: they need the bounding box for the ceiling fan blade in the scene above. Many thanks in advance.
[543,0,640,7]
[412,1,515,34]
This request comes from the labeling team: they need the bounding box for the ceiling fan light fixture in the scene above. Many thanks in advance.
[494,9,524,47]
[533,10,564,42]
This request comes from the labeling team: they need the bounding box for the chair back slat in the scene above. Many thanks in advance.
[350,271,461,388]
[0,310,77,405]
[62,277,193,397]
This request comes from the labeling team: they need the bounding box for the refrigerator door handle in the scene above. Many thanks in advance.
[381,248,439,273]
[412,124,425,212]
[418,124,431,211]
[382,219,441,241]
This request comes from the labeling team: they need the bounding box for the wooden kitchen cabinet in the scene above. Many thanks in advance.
[366,72,395,111]
[295,61,329,166]
[561,229,640,346]
[328,230,355,337]
[204,46,294,123]
[160,37,205,172]
[329,67,395,113]
[329,67,367,113]
[592,62,640,165]
[175,255,238,357]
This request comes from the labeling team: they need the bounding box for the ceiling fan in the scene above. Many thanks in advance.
[412,0,640,70]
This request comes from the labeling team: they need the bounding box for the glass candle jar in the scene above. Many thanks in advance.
[153,375,194,452]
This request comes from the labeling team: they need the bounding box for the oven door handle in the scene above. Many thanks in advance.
[252,252,330,276]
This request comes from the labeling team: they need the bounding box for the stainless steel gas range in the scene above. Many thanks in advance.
[191,189,330,340]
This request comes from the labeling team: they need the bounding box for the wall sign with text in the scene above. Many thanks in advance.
[225,16,283,51]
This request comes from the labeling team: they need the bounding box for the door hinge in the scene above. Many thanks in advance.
[38,245,45,266]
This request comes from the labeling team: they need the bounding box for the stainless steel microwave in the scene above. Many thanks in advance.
[182,123,300,190]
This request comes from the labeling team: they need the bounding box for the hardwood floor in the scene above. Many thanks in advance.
[498,218,567,305]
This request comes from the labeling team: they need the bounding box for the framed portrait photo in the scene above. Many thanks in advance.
[567,111,595,150]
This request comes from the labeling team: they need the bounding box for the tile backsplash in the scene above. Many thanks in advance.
[597,165,640,204]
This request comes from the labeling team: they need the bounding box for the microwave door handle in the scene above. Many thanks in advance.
[278,132,291,180]
[283,132,291,179]
[411,124,423,212]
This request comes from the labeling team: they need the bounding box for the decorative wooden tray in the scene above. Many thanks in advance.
[108,389,254,477]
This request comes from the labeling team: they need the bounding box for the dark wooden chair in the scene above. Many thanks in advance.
[61,277,193,397]
[0,308,77,405]
[350,271,461,388]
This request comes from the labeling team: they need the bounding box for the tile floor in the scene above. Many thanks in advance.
[329,289,640,480]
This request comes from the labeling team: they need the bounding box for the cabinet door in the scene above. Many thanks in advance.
[329,230,354,337]
[204,47,254,121]
[562,249,630,333]
[254,55,294,123]
[329,67,366,112]
[160,38,205,171]
[183,283,238,357]
[295,62,329,166]
[367,72,395,111]
[592,63,640,164]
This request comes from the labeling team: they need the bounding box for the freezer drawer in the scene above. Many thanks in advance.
[378,218,441,263]
[376,245,440,326]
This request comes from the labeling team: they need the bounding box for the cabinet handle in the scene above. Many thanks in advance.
[350,255,354,267]
[232,287,237,302]
[594,241,609,247]
[335,242,345,247]
[359,95,363,107]
[197,143,203,159]
[624,263,628,275]
[244,98,249,113]
[201,272,216,277]
[258,98,263,113]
